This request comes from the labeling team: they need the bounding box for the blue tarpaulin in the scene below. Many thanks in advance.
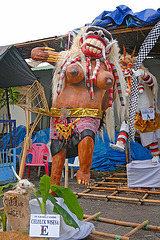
[92,130,152,171]
[1,126,152,171]
[89,5,160,28]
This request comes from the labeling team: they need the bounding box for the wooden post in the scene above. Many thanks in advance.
[71,166,74,179]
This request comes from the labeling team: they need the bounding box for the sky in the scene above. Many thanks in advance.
[0,0,159,46]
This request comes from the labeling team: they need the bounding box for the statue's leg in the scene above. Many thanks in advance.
[50,147,67,186]
[76,136,94,185]
[110,120,128,151]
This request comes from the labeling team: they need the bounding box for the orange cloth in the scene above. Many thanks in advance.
[135,112,160,133]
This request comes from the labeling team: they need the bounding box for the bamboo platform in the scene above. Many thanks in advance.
[83,212,160,239]
[74,172,160,205]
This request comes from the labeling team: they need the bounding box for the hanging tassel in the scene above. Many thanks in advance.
[108,87,113,107]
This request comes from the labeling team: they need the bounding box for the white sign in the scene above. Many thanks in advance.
[141,108,154,120]
[29,214,60,238]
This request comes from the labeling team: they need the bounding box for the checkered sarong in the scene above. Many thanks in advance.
[128,21,160,141]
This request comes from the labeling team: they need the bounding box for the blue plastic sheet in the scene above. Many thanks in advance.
[92,130,152,171]
[1,126,152,170]
[89,5,160,28]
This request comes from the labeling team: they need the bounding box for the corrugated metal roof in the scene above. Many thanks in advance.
[31,64,55,71]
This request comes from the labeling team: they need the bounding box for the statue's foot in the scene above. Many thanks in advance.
[76,170,90,186]
[49,189,57,197]
[110,143,125,151]
[152,155,159,164]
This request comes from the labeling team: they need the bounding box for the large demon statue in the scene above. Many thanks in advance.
[31,26,125,191]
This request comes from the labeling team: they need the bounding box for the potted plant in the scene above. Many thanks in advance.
[0,175,83,239]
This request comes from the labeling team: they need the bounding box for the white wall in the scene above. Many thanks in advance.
[0,105,30,127]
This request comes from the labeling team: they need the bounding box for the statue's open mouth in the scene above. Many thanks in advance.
[79,35,113,59]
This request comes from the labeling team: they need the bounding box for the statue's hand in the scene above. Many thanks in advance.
[31,47,63,65]
[132,69,144,77]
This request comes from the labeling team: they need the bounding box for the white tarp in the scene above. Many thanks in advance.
[127,159,160,188]
[29,197,94,240]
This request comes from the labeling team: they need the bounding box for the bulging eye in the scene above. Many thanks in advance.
[94,31,98,35]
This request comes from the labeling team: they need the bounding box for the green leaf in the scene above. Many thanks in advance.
[3,209,7,231]
[39,175,51,204]
[48,194,79,229]
[34,188,42,197]
[50,185,83,220]
[34,195,43,213]
[0,182,17,195]
[0,211,3,222]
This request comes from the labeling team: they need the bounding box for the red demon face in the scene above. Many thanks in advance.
[79,26,115,59]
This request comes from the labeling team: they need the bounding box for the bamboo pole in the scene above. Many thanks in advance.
[83,214,160,231]
[105,190,119,202]
[129,141,131,163]
[83,178,107,194]
[125,141,129,164]
[82,212,102,222]
[117,187,160,194]
[19,111,42,178]
[75,192,106,199]
[19,136,30,178]
[65,158,68,188]
[141,198,160,204]
[91,186,119,191]
[124,220,149,237]
[107,195,160,204]
[28,113,41,139]
[76,192,160,204]
[89,186,160,194]
[86,235,107,240]
[115,164,126,168]
[74,184,97,197]
[112,173,127,176]
[104,177,127,181]
[138,192,149,205]
[91,230,129,240]
[94,181,126,186]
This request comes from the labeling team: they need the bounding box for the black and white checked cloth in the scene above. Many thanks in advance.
[128,21,160,141]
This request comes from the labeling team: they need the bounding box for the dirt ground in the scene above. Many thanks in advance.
[1,166,160,240]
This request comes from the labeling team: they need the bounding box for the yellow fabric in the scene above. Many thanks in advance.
[50,108,103,119]
[135,112,160,133]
